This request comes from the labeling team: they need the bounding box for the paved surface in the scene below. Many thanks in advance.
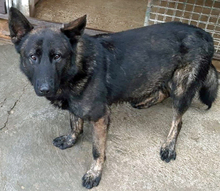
[0,42,220,191]
[35,0,147,32]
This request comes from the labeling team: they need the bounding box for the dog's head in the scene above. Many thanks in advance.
[8,7,86,97]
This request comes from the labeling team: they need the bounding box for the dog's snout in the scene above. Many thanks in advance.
[35,78,56,97]
[39,83,50,95]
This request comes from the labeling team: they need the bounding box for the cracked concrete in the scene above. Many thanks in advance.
[1,84,28,130]
[0,41,220,191]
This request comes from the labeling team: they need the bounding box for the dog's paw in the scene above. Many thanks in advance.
[160,143,176,163]
[82,170,102,189]
[53,135,76,150]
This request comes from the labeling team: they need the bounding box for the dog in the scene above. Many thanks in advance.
[9,7,218,189]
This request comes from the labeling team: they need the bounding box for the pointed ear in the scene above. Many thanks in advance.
[61,15,87,40]
[8,7,34,44]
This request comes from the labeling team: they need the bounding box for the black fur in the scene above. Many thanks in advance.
[53,135,76,150]
[199,64,218,109]
[9,7,218,189]
[92,145,100,160]
[82,172,102,189]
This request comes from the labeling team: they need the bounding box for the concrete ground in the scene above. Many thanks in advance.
[34,0,148,32]
[0,40,220,191]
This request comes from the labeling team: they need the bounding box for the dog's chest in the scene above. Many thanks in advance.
[66,91,106,121]
[68,98,92,118]
[49,96,92,119]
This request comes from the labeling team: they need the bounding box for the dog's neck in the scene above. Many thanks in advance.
[58,35,98,95]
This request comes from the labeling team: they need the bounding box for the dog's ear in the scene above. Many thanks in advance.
[61,15,87,41]
[8,7,34,44]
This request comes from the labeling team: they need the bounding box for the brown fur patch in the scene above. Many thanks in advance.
[172,64,195,96]
[75,39,84,70]
[133,89,169,108]
[91,113,109,162]
[167,115,182,143]
[82,113,109,188]
[69,112,84,139]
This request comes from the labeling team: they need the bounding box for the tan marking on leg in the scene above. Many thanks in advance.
[91,114,108,170]
[82,112,109,189]
[166,115,182,143]
[69,112,84,139]
[160,114,183,162]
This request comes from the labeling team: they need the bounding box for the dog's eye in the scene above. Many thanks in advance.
[30,55,37,61]
[53,54,61,60]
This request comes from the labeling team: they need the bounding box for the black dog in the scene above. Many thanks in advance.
[9,7,218,189]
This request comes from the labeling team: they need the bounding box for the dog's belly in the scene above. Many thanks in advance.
[107,68,172,105]
[129,84,170,108]
[127,80,170,104]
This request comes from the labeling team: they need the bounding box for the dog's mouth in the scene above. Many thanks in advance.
[45,88,62,98]
[34,85,58,98]
[35,90,54,97]
[34,78,60,98]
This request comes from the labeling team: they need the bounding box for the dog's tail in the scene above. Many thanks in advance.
[199,64,218,109]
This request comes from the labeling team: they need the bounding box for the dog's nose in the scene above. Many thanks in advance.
[39,84,50,94]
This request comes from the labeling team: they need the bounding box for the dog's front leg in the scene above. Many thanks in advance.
[82,113,109,189]
[53,112,84,150]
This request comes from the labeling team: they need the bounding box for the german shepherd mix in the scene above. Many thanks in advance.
[9,7,218,189]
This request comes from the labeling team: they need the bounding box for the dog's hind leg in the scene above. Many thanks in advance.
[82,112,109,189]
[160,65,202,162]
[53,112,84,150]
[160,112,183,162]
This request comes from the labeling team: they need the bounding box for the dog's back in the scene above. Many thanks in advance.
[95,22,217,106]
